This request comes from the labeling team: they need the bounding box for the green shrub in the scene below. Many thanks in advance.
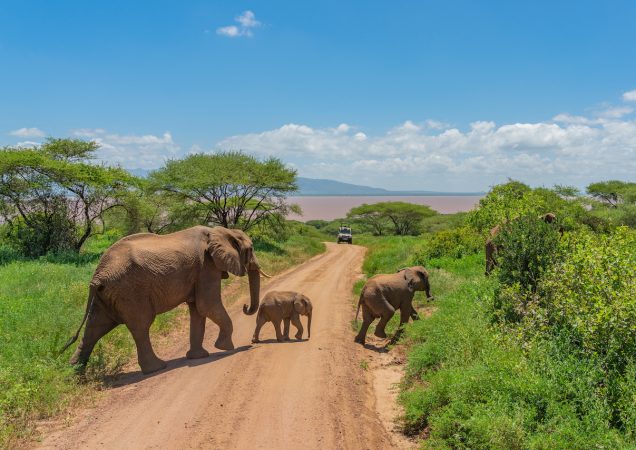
[495,216,563,293]
[6,209,76,257]
[539,228,636,375]
[416,226,482,261]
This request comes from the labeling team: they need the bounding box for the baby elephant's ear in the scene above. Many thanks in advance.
[293,296,305,314]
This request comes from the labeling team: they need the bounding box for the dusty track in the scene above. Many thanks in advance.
[39,243,401,450]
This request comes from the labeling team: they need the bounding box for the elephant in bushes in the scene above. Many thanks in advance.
[61,226,267,374]
[485,213,559,276]
[354,266,433,345]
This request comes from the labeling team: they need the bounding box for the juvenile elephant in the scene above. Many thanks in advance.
[252,291,312,343]
[354,266,433,345]
[485,213,559,276]
[61,226,267,374]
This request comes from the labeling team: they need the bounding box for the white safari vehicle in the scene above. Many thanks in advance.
[337,225,352,244]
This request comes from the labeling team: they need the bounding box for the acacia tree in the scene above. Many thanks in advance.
[0,139,136,255]
[148,152,297,231]
[586,180,636,207]
[347,203,390,235]
[348,201,436,236]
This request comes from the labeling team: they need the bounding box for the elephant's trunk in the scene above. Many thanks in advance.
[243,267,260,315]
[307,310,312,339]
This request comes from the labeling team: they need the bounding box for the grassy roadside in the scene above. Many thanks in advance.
[356,233,634,449]
[0,229,326,448]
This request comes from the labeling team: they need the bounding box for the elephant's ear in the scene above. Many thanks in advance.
[403,268,418,290]
[293,295,306,314]
[207,231,242,276]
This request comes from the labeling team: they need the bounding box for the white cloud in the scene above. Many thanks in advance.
[236,10,260,28]
[72,129,180,169]
[216,106,636,191]
[9,127,45,138]
[623,89,636,102]
[216,10,261,38]
[217,26,240,37]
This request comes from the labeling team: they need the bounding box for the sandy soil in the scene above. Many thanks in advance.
[38,243,409,450]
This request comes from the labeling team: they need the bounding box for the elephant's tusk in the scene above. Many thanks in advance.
[258,268,272,278]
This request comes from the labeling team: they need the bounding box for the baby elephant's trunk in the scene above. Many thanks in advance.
[307,310,312,339]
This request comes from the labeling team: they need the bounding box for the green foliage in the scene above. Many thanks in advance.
[420,212,467,234]
[360,199,636,447]
[467,180,587,234]
[415,226,482,261]
[538,229,636,377]
[586,180,636,207]
[495,216,563,293]
[0,139,138,255]
[148,152,297,231]
[348,201,437,236]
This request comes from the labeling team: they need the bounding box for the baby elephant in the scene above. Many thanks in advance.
[252,291,313,343]
[355,266,433,345]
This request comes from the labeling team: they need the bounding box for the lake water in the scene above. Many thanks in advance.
[288,195,483,221]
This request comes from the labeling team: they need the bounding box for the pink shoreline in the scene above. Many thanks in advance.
[287,195,483,221]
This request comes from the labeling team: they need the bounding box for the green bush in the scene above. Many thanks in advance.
[416,226,482,261]
[539,228,636,375]
[495,216,563,293]
[6,209,76,257]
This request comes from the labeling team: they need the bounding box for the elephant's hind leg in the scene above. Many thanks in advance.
[186,303,209,359]
[354,305,374,344]
[374,300,395,339]
[127,323,166,374]
[273,319,284,342]
[70,303,118,367]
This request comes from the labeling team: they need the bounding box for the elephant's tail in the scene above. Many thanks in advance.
[59,285,97,355]
[355,291,363,321]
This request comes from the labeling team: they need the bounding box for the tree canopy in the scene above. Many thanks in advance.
[0,139,136,255]
[586,180,636,207]
[148,152,298,230]
[348,201,436,235]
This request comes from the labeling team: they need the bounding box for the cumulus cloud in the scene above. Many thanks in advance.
[623,89,636,102]
[9,127,45,138]
[216,10,261,38]
[72,129,180,169]
[217,109,636,191]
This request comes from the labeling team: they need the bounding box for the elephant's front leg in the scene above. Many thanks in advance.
[186,303,210,359]
[252,310,267,343]
[399,302,415,325]
[290,313,304,340]
[197,273,235,351]
[283,318,291,341]
[127,322,167,374]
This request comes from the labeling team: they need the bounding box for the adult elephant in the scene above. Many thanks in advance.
[61,226,267,374]
[485,213,559,276]
[354,266,433,345]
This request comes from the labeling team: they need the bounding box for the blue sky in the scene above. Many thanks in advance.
[1,1,636,191]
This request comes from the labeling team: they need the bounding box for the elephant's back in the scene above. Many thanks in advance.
[92,234,201,286]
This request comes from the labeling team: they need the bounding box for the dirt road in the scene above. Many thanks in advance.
[39,243,400,450]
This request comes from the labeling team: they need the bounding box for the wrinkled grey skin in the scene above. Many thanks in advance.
[354,266,433,345]
[252,291,313,343]
[62,226,263,374]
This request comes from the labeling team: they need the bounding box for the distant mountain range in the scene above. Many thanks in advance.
[126,170,481,196]
[294,177,483,196]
